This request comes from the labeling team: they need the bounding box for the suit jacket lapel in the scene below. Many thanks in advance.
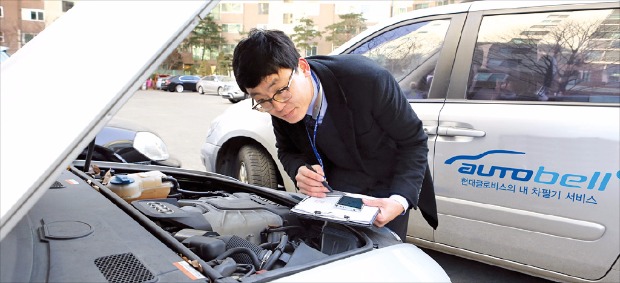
[309,60,366,171]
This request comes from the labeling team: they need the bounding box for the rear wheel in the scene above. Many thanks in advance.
[175,84,184,92]
[235,144,278,189]
[198,86,204,94]
[217,87,223,95]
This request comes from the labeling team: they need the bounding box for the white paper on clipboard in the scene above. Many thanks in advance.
[290,193,379,227]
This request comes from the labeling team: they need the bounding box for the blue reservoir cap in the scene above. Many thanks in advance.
[110,174,135,185]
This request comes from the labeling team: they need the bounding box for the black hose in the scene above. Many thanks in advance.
[262,234,288,270]
[83,139,96,172]
[177,187,219,196]
[161,176,181,198]
[258,242,278,249]
[214,247,262,270]
[238,263,255,279]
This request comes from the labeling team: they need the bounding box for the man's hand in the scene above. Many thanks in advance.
[362,198,405,227]
[295,164,330,197]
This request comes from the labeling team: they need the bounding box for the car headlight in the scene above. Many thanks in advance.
[133,132,170,161]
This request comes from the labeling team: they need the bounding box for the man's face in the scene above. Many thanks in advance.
[246,62,313,124]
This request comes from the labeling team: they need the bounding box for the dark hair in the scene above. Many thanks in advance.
[232,29,300,93]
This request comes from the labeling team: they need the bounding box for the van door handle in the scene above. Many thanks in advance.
[423,125,437,135]
[437,126,486,137]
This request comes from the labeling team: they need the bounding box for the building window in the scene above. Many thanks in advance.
[22,9,45,21]
[222,23,242,34]
[581,70,591,82]
[283,13,293,24]
[305,46,317,56]
[520,30,550,36]
[62,1,74,12]
[547,14,569,18]
[603,50,620,62]
[220,3,242,13]
[414,4,429,10]
[0,32,4,43]
[0,6,4,17]
[221,44,236,54]
[258,3,269,15]
[531,25,556,29]
[22,33,37,44]
[210,7,220,20]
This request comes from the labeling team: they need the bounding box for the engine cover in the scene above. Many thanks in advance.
[178,192,289,245]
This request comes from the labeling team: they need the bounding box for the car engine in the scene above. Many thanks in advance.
[97,169,373,280]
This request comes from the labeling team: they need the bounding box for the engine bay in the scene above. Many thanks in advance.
[86,167,387,281]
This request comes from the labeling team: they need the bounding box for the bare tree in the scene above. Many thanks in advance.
[160,49,184,72]
[482,15,615,96]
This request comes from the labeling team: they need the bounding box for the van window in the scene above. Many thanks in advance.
[467,9,620,103]
[350,19,451,99]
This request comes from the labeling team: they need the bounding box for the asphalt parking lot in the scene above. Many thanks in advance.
[115,89,231,171]
[115,89,554,283]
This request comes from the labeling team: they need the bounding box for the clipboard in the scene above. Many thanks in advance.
[290,193,379,227]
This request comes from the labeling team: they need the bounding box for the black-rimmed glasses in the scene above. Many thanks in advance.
[251,70,295,112]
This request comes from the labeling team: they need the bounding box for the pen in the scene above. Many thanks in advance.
[304,164,334,192]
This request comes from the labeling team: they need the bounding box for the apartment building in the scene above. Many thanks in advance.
[206,0,461,60]
[0,0,460,69]
[0,0,74,55]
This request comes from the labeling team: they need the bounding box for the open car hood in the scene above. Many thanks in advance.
[0,1,220,240]
[0,3,452,282]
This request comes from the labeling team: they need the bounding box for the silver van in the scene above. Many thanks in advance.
[201,1,620,282]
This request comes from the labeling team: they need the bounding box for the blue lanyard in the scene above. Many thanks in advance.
[306,72,324,170]
[306,115,323,169]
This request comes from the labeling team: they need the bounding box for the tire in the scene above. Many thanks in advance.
[235,144,278,189]
[198,86,204,94]
[217,87,223,96]
[175,84,184,92]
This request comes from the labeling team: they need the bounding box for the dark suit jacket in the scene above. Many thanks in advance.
[272,54,438,229]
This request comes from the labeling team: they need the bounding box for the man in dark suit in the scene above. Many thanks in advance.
[232,29,437,240]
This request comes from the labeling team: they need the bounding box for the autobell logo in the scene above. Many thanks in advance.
[444,150,620,191]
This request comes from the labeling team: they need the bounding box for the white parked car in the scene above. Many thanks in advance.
[0,1,450,282]
[196,74,247,103]
[201,1,620,282]
[196,75,236,95]
[156,75,169,90]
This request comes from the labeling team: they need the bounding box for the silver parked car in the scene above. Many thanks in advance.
[196,75,237,95]
[201,1,620,282]
[0,1,450,282]
[196,74,247,103]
